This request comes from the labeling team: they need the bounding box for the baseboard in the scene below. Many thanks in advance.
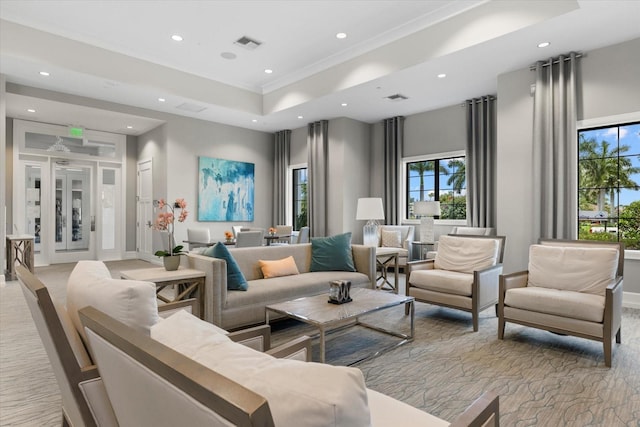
[623,292,640,309]
[123,251,138,260]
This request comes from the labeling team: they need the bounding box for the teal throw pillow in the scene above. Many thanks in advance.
[310,232,356,272]
[203,242,248,291]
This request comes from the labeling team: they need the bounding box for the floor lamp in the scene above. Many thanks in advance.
[356,198,385,246]
[414,201,440,243]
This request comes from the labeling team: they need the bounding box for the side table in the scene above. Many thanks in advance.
[6,235,35,280]
[120,267,206,320]
[411,241,434,260]
[375,247,400,294]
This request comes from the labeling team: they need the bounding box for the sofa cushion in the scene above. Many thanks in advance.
[258,256,300,279]
[504,286,605,323]
[528,245,619,296]
[381,229,402,248]
[67,260,159,342]
[204,242,248,291]
[152,311,371,427]
[434,236,499,273]
[409,269,474,296]
[310,232,356,272]
[226,271,371,309]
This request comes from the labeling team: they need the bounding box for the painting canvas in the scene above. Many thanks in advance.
[198,156,255,221]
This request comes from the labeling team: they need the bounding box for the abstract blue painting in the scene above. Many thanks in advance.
[198,156,254,221]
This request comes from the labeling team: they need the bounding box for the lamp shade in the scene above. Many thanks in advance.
[414,201,441,217]
[356,198,385,221]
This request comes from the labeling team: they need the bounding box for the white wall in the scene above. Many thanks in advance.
[496,37,640,296]
[1,75,6,285]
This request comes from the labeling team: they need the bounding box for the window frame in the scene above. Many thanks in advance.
[288,163,308,231]
[577,111,640,259]
[402,150,467,224]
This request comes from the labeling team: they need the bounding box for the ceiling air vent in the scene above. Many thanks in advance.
[176,102,207,113]
[385,93,409,101]
[234,36,263,50]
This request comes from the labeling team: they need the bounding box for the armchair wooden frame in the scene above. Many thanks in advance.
[406,235,506,332]
[17,263,310,427]
[498,239,624,367]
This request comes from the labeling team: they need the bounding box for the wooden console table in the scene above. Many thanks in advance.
[120,267,205,320]
[5,235,35,280]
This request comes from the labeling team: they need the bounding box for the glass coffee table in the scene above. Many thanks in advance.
[266,288,414,364]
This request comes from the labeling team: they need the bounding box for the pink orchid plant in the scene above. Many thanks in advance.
[154,198,189,257]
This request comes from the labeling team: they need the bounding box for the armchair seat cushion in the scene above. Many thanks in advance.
[409,269,473,297]
[504,286,605,323]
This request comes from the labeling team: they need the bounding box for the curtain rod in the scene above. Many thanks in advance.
[529,52,583,71]
[460,96,496,107]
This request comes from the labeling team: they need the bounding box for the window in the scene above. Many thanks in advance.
[292,167,308,231]
[405,153,466,220]
[578,122,640,250]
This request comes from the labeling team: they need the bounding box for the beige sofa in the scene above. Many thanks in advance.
[187,243,376,330]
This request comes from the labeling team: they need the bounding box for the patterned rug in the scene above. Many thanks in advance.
[2,260,639,426]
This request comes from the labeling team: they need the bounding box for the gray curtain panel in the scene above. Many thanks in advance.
[532,52,580,240]
[383,116,404,225]
[466,96,496,228]
[272,130,291,226]
[308,120,328,237]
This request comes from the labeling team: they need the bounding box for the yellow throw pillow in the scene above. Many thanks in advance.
[259,256,300,279]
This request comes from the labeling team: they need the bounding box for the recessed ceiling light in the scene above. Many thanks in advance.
[171,34,183,42]
[538,42,550,48]
[264,69,273,74]
[158,98,166,102]
[297,115,304,119]
[341,103,348,107]
[437,73,447,78]
[252,119,258,123]
[126,125,133,129]
[336,32,347,39]
[39,71,50,76]
[221,51,237,60]
[27,108,36,113]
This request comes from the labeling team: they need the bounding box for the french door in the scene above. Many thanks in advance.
[13,119,126,265]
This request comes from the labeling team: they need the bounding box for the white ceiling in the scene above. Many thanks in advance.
[1,0,640,135]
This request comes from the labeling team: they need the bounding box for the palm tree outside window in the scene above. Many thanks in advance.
[578,122,640,249]
[406,156,466,220]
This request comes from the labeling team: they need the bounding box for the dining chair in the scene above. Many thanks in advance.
[296,226,310,244]
[270,225,293,245]
[235,230,264,248]
[187,228,211,250]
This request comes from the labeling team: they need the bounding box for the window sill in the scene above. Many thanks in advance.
[625,250,640,261]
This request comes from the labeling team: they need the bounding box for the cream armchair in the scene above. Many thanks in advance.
[498,239,624,367]
[377,225,415,270]
[407,235,506,331]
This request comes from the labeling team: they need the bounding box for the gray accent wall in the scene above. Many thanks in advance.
[137,116,273,253]
[496,37,640,293]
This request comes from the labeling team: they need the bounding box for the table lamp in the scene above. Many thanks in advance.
[414,201,440,243]
[356,198,385,246]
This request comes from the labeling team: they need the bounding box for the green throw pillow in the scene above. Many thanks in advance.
[310,232,356,272]
[203,243,248,291]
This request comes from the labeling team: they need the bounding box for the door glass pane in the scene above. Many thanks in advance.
[25,132,116,158]
[102,169,116,250]
[25,165,42,253]
[55,167,91,252]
